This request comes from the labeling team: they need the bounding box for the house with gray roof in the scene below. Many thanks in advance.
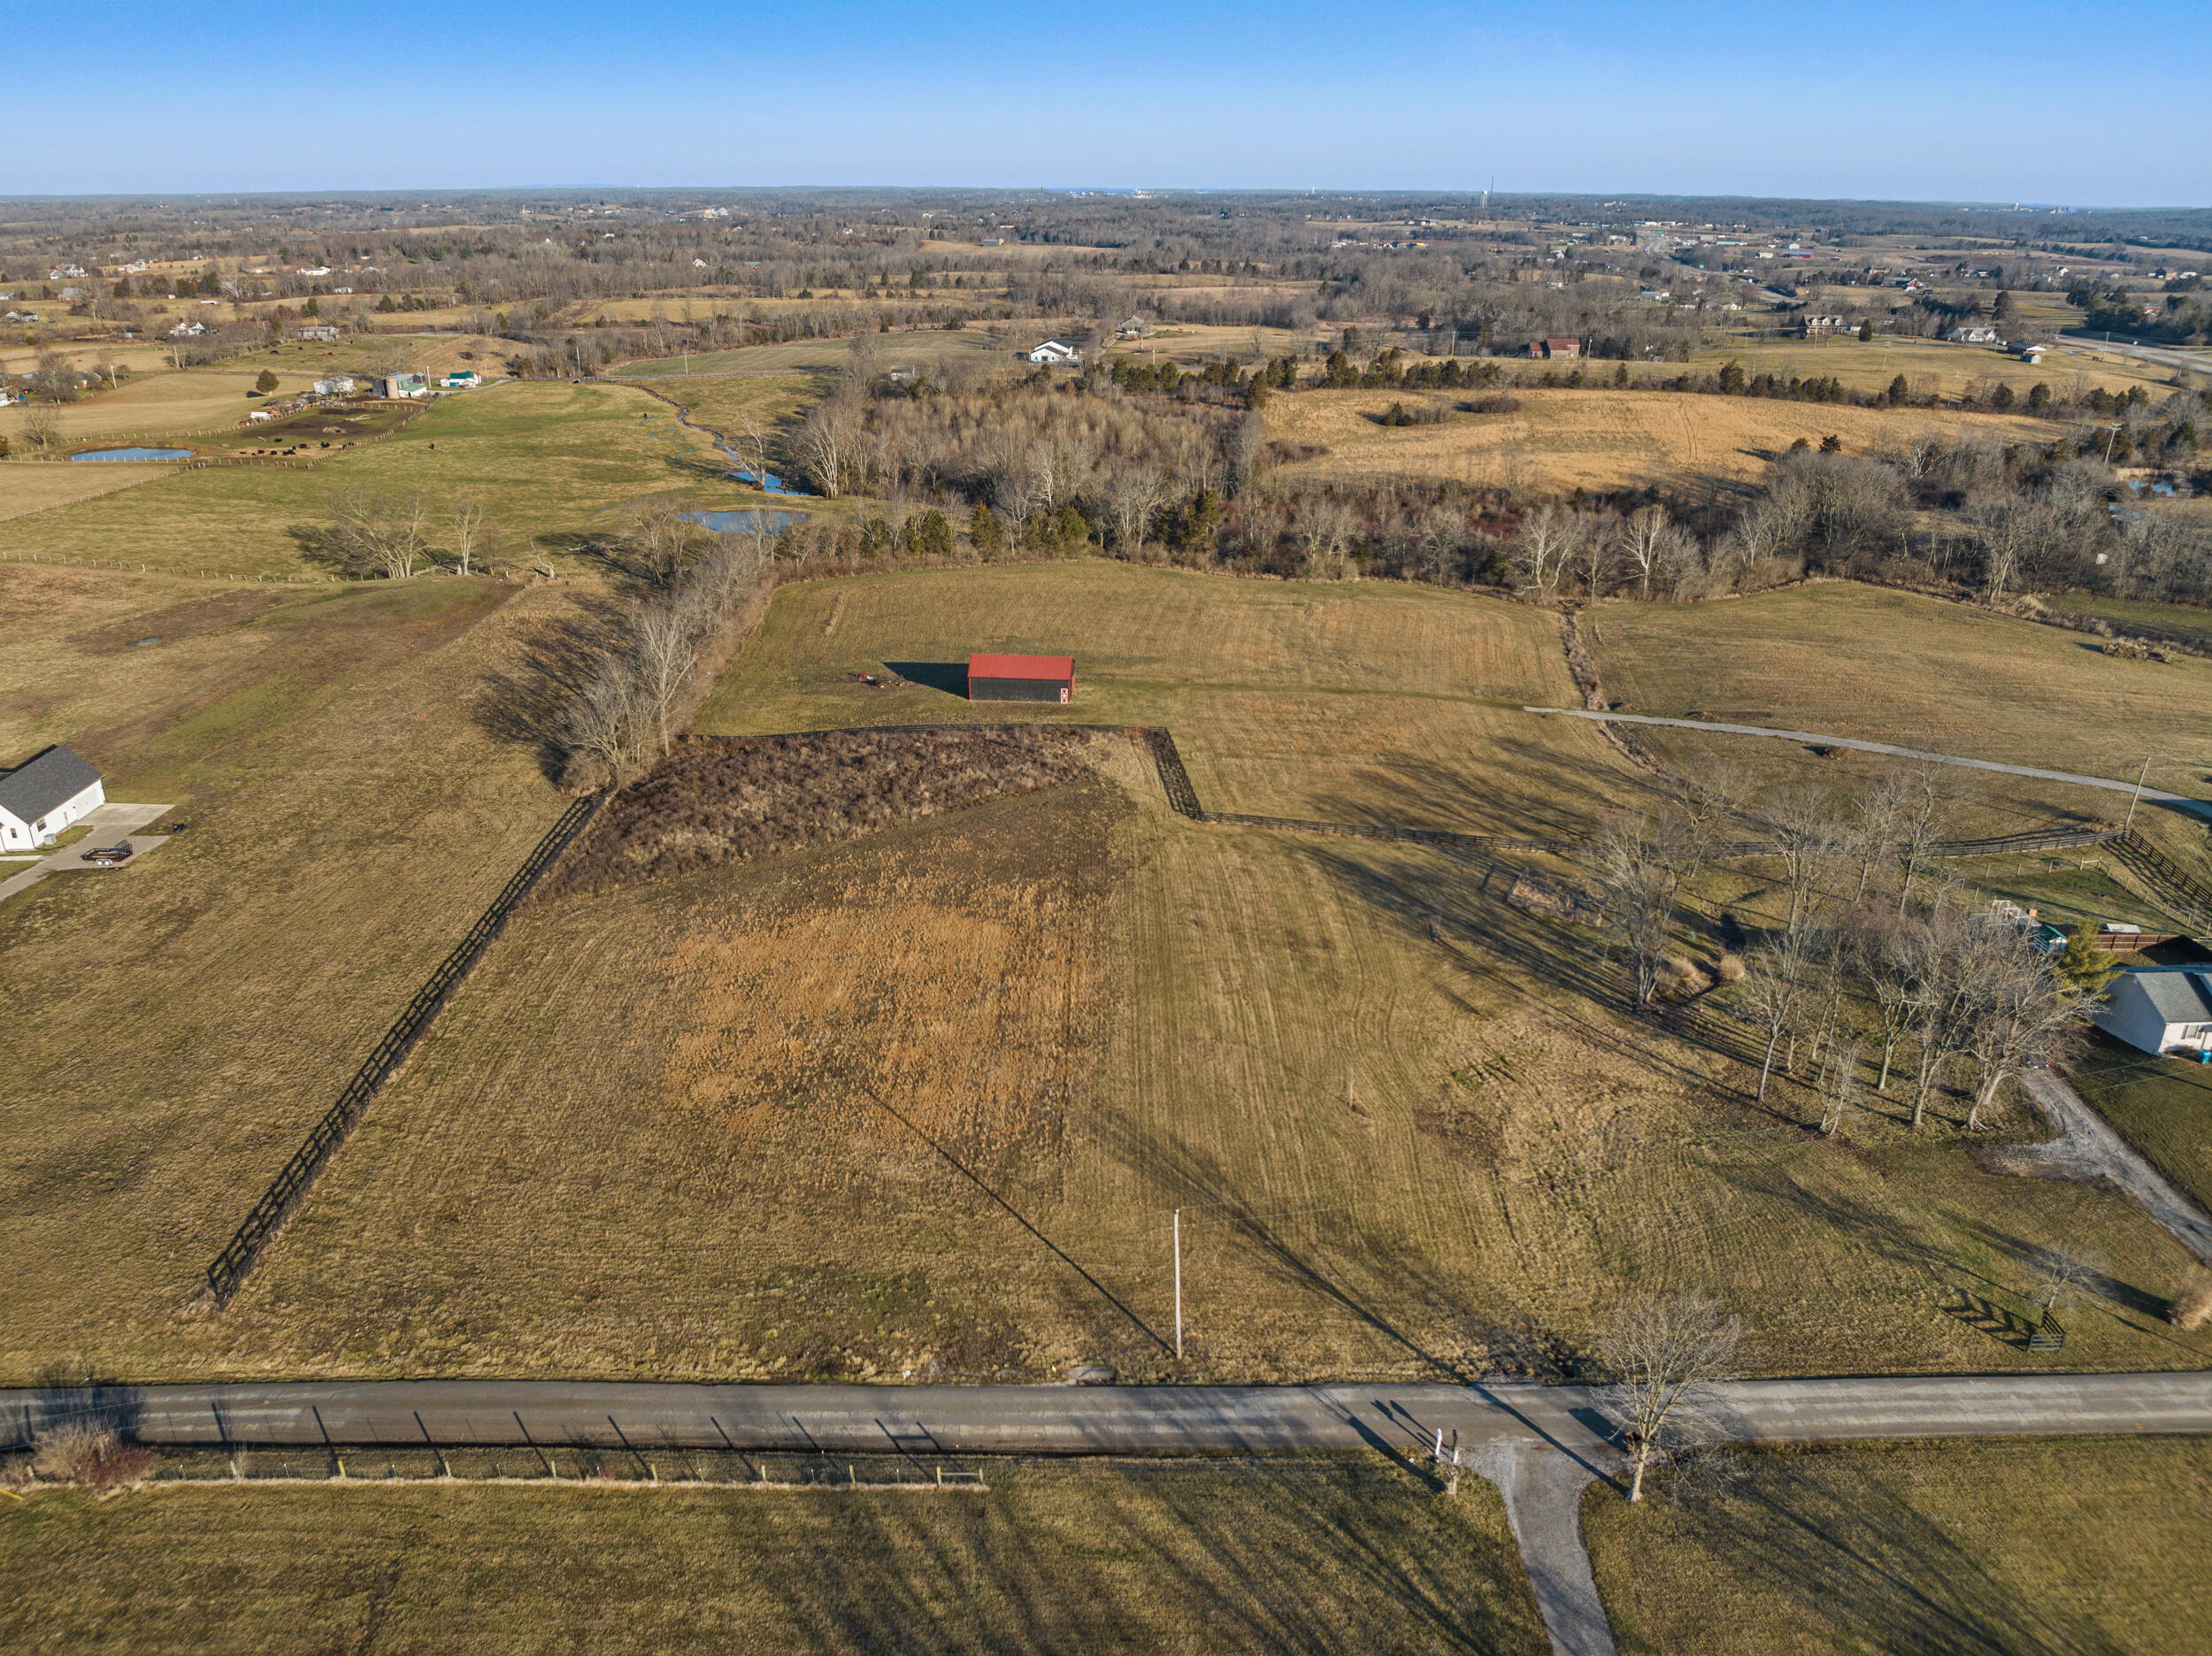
[2095,965,2212,1055]
[0,745,104,851]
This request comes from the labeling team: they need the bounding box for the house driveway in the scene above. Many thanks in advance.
[0,802,175,905]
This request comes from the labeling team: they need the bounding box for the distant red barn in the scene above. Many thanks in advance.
[968,653,1073,703]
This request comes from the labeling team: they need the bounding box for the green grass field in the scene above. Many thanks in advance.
[2073,1038,2212,1215]
[1585,1438,2212,1656]
[0,1457,1547,1655]
[0,381,728,575]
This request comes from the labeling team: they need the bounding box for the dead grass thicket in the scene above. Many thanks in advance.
[548,727,1100,895]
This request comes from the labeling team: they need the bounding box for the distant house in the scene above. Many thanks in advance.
[313,375,356,395]
[296,264,332,276]
[441,370,481,388]
[0,745,104,851]
[48,264,87,280]
[2095,966,2212,1055]
[168,320,206,337]
[373,373,427,398]
[247,410,273,422]
[1115,314,1148,339]
[1025,339,1081,365]
[296,324,341,342]
[1947,325,2003,346]
[3,310,38,325]
[1525,337,1581,360]
[1801,315,1855,335]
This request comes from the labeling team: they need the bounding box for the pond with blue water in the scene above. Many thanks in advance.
[71,447,193,463]
[682,510,810,534]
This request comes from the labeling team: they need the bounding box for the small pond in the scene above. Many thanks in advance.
[71,447,192,463]
[682,510,810,535]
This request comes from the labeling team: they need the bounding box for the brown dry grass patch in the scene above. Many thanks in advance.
[1262,387,2053,493]
[549,727,1097,896]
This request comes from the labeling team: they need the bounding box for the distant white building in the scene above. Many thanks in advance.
[1947,325,2003,345]
[296,265,332,276]
[1025,339,1081,365]
[0,746,104,850]
[441,370,481,388]
[48,264,87,280]
[2095,967,2212,1055]
[313,375,357,395]
[296,324,341,342]
[169,319,206,337]
[373,373,427,398]
[3,310,38,324]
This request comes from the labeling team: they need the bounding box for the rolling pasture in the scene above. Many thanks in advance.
[150,562,2212,1387]
[0,380,730,574]
[1260,387,2053,494]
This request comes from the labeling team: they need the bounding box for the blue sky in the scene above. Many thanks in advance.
[8,2,2207,203]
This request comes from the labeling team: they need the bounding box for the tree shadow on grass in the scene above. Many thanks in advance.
[468,589,632,780]
[738,1452,1548,1655]
[1625,1444,2147,1656]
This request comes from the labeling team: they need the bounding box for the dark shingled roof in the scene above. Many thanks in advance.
[0,745,102,826]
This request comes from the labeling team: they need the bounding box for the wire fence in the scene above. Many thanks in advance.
[204,796,601,1305]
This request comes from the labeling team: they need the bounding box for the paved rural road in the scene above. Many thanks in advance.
[1525,708,2212,818]
[2058,338,2212,380]
[12,1373,2206,1656]
[12,1371,2209,1458]
[2022,1069,2212,1268]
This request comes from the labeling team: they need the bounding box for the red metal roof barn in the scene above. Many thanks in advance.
[967,653,1074,703]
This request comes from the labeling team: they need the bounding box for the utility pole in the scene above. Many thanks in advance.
[2124,754,2152,832]
[1172,1209,1184,1361]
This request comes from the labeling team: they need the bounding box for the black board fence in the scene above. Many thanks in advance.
[204,795,600,1305]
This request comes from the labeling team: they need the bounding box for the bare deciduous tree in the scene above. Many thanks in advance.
[1596,1293,1744,1503]
[1509,504,1579,602]
[449,496,488,576]
[328,488,429,579]
[1739,925,1816,1102]
[1959,926,2090,1130]
[1816,1039,1865,1137]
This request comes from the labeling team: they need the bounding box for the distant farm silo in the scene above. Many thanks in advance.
[967,653,1074,704]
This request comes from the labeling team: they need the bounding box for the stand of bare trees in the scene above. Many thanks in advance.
[559,535,767,792]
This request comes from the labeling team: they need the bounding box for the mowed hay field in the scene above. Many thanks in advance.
[1585,1438,2212,1656]
[1262,387,2052,493]
[0,368,321,445]
[0,380,726,575]
[1686,335,2176,400]
[1585,584,2212,863]
[0,566,575,1384]
[0,458,180,522]
[697,561,1632,839]
[617,330,1002,378]
[0,1458,1547,1656]
[206,563,2212,1385]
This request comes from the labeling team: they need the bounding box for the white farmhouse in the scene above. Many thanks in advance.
[2094,966,2212,1055]
[0,746,104,851]
[1025,339,1081,365]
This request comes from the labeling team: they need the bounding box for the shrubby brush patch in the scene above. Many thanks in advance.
[546,726,1097,894]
